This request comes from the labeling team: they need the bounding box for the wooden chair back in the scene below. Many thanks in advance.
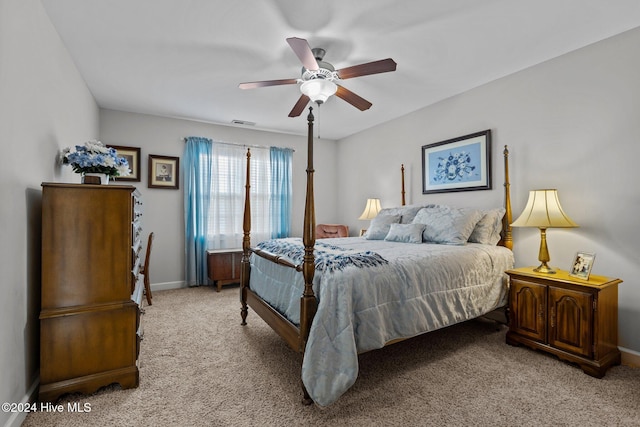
[140,232,154,305]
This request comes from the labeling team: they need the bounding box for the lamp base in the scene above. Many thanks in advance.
[533,228,556,274]
[533,262,556,274]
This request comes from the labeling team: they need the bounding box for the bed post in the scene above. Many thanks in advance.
[300,107,317,349]
[240,148,251,325]
[401,164,406,206]
[501,145,513,250]
[299,107,318,405]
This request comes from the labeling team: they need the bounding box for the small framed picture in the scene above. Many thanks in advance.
[109,145,141,182]
[148,155,179,189]
[569,252,596,280]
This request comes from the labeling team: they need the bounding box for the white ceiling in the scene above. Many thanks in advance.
[41,0,640,140]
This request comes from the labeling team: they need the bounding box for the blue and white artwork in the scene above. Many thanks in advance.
[429,142,481,184]
[422,130,490,194]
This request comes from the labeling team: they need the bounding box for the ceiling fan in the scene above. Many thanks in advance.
[239,37,397,117]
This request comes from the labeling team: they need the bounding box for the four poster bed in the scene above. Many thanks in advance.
[240,108,514,406]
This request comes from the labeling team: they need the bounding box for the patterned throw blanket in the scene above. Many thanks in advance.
[256,238,388,273]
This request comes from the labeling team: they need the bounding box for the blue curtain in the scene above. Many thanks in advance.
[183,136,213,286]
[269,147,293,238]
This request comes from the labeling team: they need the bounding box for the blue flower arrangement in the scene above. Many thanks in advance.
[433,151,476,183]
[63,140,130,177]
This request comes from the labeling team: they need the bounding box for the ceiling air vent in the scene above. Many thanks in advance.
[231,119,256,126]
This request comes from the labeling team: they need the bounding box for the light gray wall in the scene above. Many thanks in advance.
[99,109,338,287]
[0,0,99,425]
[336,27,640,354]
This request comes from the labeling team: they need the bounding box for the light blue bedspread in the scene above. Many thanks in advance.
[249,237,514,406]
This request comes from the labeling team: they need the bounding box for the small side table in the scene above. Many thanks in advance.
[207,249,243,292]
[506,267,622,378]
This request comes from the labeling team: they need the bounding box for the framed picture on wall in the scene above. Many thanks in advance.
[108,145,141,182]
[421,129,491,194]
[569,251,596,280]
[148,155,179,189]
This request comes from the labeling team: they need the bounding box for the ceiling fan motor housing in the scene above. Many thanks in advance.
[300,47,336,81]
[301,64,336,81]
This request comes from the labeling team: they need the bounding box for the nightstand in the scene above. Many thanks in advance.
[506,267,622,378]
[207,249,243,292]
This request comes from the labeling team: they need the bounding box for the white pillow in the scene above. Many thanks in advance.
[365,214,401,240]
[412,206,483,245]
[469,208,505,245]
[377,204,435,224]
[384,223,426,244]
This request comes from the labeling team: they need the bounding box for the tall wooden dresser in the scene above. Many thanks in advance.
[39,183,144,402]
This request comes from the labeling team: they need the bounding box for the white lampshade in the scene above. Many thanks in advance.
[512,189,578,274]
[512,189,578,228]
[300,79,337,104]
[358,198,381,220]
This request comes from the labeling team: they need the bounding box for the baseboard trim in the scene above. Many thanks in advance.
[620,346,640,368]
[4,375,39,427]
[150,281,186,292]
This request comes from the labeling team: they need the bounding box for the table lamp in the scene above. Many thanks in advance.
[511,189,578,274]
[358,198,381,236]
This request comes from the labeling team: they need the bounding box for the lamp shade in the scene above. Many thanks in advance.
[511,189,578,228]
[358,198,381,220]
[512,189,577,274]
[300,79,337,104]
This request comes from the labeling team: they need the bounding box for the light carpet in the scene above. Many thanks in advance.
[23,286,640,426]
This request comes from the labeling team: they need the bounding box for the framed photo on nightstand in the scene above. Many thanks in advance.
[569,252,595,280]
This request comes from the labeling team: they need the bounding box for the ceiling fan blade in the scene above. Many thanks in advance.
[288,95,310,117]
[335,85,372,111]
[239,78,298,89]
[336,58,397,80]
[286,37,319,71]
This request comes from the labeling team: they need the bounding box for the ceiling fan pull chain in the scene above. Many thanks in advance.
[317,103,321,139]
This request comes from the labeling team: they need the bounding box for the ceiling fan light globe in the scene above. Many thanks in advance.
[300,80,337,104]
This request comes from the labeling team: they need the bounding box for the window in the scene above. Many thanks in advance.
[183,137,292,285]
[207,144,272,249]
[205,144,291,250]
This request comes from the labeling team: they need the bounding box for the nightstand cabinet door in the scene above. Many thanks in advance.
[548,286,593,358]
[509,279,547,343]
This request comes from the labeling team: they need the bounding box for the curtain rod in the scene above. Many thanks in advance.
[183,137,294,152]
